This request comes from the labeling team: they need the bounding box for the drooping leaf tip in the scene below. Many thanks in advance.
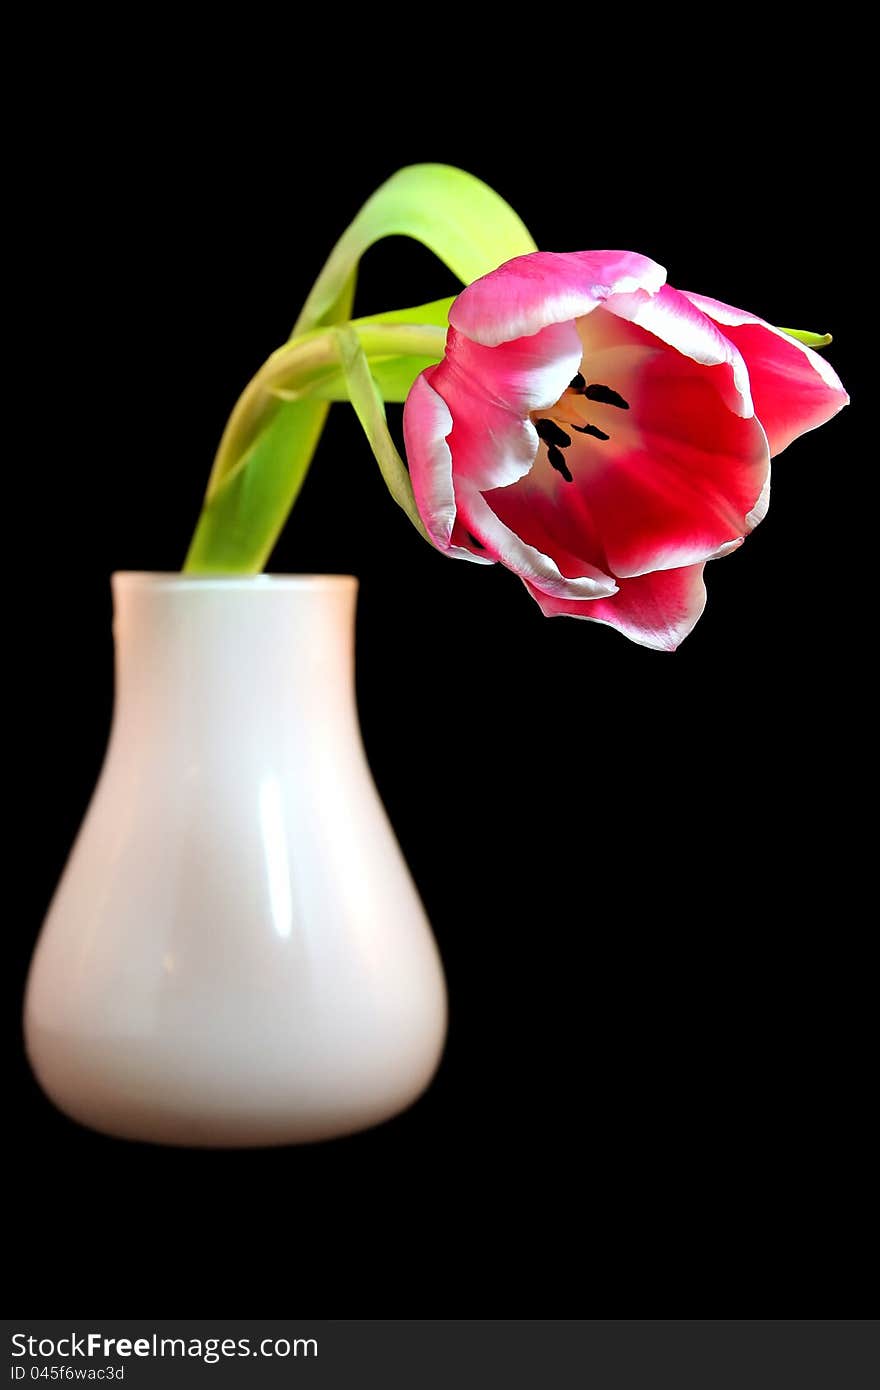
[779,326,833,349]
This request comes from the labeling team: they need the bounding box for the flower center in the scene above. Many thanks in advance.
[532,372,630,483]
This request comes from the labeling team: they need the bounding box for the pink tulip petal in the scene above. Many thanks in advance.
[525,563,707,651]
[488,309,771,579]
[604,284,753,417]
[457,487,617,601]
[402,370,494,563]
[680,291,849,455]
[423,319,584,493]
[571,365,769,578]
[443,387,539,493]
[450,250,667,346]
[444,318,584,415]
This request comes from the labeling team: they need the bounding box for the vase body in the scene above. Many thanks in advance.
[24,574,446,1146]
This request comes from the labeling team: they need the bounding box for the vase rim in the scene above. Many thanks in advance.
[112,571,358,592]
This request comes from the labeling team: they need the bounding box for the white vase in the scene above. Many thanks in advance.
[24,573,447,1146]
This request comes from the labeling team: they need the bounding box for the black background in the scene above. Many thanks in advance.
[9,32,870,1314]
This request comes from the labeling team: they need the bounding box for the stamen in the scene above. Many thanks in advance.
[584,382,629,410]
[572,423,610,440]
[547,444,573,482]
[466,532,486,550]
[568,372,586,393]
[535,418,573,449]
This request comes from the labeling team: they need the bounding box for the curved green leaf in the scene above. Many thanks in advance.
[779,326,833,348]
[185,167,536,574]
[309,355,438,404]
[293,165,536,336]
[334,327,429,542]
[355,297,454,328]
[302,302,452,404]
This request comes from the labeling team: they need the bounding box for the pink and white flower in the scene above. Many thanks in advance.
[403,251,848,650]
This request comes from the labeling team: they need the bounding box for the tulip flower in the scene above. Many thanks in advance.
[403,251,848,649]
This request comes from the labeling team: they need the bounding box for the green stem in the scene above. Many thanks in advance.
[202,331,340,503]
[205,323,445,498]
[183,322,446,575]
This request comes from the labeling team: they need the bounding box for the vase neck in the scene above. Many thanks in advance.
[110,574,359,734]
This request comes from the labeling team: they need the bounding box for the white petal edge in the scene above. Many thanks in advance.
[459,487,618,601]
[402,372,494,564]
